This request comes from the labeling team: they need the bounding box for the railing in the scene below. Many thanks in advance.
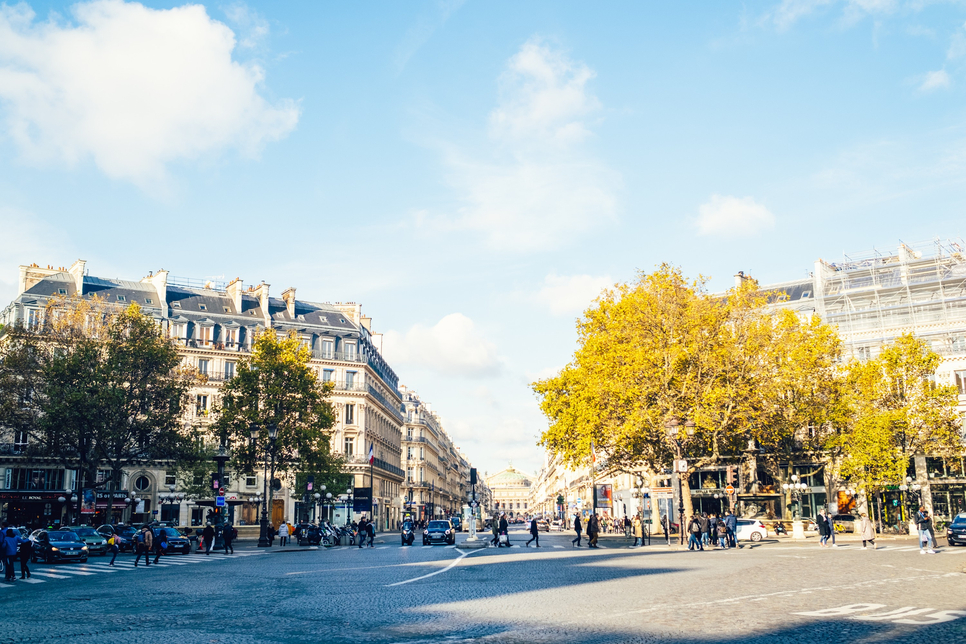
[367,384,404,422]
[311,349,365,363]
[329,380,367,392]
[346,455,404,478]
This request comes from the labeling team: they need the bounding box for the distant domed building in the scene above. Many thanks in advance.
[486,465,533,518]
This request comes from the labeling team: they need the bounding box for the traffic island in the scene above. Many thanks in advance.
[458,537,488,549]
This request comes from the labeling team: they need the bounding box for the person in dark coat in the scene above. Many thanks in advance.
[587,514,600,548]
[223,523,235,554]
[572,514,583,547]
[357,518,368,549]
[817,510,831,547]
[526,517,540,547]
[366,519,376,547]
[153,527,167,563]
[724,511,737,548]
[2,528,24,582]
[699,513,711,547]
[18,535,32,578]
[498,513,510,547]
[202,524,215,555]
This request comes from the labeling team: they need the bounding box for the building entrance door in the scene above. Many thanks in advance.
[272,499,284,526]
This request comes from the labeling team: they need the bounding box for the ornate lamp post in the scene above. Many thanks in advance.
[158,484,186,525]
[782,474,808,539]
[665,416,695,545]
[899,476,922,534]
[251,422,278,547]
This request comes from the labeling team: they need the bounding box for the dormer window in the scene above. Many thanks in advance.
[117,295,126,302]
[224,307,230,313]
[198,304,207,311]
[172,302,181,308]
[57,288,67,295]
[800,291,811,299]
[145,298,154,305]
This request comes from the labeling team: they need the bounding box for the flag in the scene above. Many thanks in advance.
[368,442,374,465]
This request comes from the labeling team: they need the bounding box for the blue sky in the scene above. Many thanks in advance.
[2,0,966,476]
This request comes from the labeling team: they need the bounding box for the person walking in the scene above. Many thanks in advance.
[699,513,711,548]
[107,532,120,566]
[716,518,729,549]
[526,517,540,547]
[827,513,837,547]
[134,526,153,567]
[366,519,376,547]
[632,515,643,547]
[153,528,167,564]
[223,523,235,554]
[858,512,877,550]
[588,513,600,548]
[688,515,703,551]
[18,534,32,578]
[279,522,290,547]
[3,528,23,582]
[708,513,719,547]
[816,510,831,547]
[490,517,500,547]
[498,513,510,548]
[572,514,583,547]
[358,518,368,549]
[917,509,937,554]
[201,524,215,555]
[724,511,737,548]
[662,514,670,545]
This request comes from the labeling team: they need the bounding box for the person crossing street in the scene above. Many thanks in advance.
[134,526,153,567]
[572,514,582,547]
[526,517,540,547]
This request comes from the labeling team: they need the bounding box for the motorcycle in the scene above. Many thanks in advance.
[401,521,416,546]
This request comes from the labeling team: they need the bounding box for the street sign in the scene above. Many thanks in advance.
[725,485,735,495]
[215,496,226,508]
[674,459,688,473]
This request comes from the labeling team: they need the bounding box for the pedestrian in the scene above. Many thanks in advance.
[18,533,32,578]
[202,524,215,555]
[724,511,737,548]
[632,515,643,547]
[3,528,23,582]
[688,514,703,551]
[661,514,670,545]
[279,522,289,547]
[827,513,837,547]
[699,512,710,547]
[916,507,938,551]
[572,514,583,547]
[367,519,376,547]
[499,513,510,547]
[858,512,876,550]
[224,523,235,554]
[107,532,120,566]
[268,522,275,546]
[716,518,729,549]
[526,517,540,547]
[917,509,937,555]
[153,528,167,564]
[358,518,368,549]
[817,510,831,547]
[491,517,500,547]
[588,513,600,548]
[134,526,153,567]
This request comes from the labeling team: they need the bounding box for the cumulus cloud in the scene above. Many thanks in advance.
[0,0,299,187]
[535,273,611,316]
[919,70,951,92]
[428,38,619,252]
[695,195,776,237]
[383,313,503,378]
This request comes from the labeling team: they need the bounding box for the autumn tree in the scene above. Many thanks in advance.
[212,329,341,510]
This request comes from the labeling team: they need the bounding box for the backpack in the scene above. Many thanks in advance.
[690,521,701,534]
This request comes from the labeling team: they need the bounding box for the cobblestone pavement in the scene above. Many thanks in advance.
[0,528,963,643]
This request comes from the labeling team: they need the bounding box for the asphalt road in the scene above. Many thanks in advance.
[0,527,963,643]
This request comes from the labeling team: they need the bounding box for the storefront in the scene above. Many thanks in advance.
[0,491,70,529]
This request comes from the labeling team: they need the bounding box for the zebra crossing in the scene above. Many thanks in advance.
[0,551,264,588]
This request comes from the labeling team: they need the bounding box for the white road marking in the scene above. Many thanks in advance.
[34,568,95,576]
[28,571,71,579]
[553,545,564,549]
[20,578,44,584]
[385,549,478,587]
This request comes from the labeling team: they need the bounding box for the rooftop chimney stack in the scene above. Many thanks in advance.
[226,278,244,312]
[68,259,87,294]
[281,287,297,318]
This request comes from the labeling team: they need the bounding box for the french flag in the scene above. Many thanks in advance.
[368,442,374,464]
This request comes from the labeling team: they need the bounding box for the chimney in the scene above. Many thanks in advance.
[360,316,372,331]
[18,263,61,296]
[334,302,362,324]
[226,278,244,312]
[281,287,296,318]
[68,259,87,294]
[734,271,752,289]
[252,282,271,326]
[141,269,168,315]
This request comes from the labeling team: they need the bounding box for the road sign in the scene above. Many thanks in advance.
[726,485,735,495]
[674,459,688,473]
[215,496,226,508]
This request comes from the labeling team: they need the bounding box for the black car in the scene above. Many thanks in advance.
[96,524,139,552]
[401,521,416,546]
[29,529,88,563]
[423,520,456,545]
[153,527,191,554]
[946,513,966,546]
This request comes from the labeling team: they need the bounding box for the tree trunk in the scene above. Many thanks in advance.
[681,474,694,522]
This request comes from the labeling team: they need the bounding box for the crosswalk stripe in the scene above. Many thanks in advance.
[29,571,71,579]
[553,545,564,549]
[76,566,118,573]
[34,568,95,576]
[20,578,45,584]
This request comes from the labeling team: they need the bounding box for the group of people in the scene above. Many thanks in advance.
[570,513,603,548]
[356,517,376,548]
[686,511,737,550]
[1,522,30,582]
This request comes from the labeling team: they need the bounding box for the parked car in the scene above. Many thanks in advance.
[64,526,109,556]
[735,519,768,542]
[153,527,191,554]
[549,520,564,532]
[946,513,966,547]
[29,529,88,563]
[423,520,456,545]
[96,524,139,552]
[536,519,550,532]
[831,514,856,533]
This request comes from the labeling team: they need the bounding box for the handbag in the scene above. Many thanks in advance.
[499,534,508,544]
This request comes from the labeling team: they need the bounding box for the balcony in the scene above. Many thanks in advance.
[345,455,404,478]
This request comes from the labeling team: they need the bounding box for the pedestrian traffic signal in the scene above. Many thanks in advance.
[470,468,477,485]
[726,466,735,486]
[222,472,230,487]
[211,473,220,490]
[306,474,314,491]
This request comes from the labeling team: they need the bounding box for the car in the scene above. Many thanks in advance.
[423,520,456,545]
[29,529,88,563]
[536,519,550,532]
[735,519,768,542]
[549,520,563,532]
[450,517,462,532]
[401,521,417,546]
[64,526,109,556]
[153,527,191,554]
[830,514,856,533]
[96,524,139,552]
[946,513,966,547]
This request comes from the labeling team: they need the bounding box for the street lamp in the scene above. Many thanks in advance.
[666,416,695,545]
[781,475,808,520]
[158,485,186,525]
[313,492,321,523]
[252,422,278,548]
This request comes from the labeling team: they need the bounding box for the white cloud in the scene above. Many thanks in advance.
[919,70,951,92]
[0,0,299,188]
[764,0,899,31]
[695,195,776,237]
[383,313,503,378]
[222,2,270,50]
[535,273,611,316]
[426,38,619,252]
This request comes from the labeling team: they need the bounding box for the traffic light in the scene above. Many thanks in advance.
[306,475,314,492]
[211,473,220,490]
[469,468,477,485]
[556,495,564,506]
[222,472,230,487]
[726,466,735,486]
